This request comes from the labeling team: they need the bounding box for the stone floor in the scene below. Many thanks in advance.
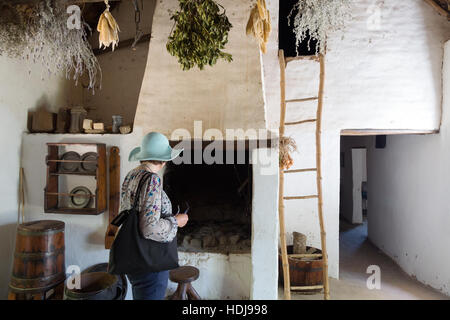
[279,220,448,300]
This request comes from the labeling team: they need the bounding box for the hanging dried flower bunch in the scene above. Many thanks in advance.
[246,0,271,53]
[166,0,233,70]
[97,0,120,50]
[288,0,351,55]
[0,0,101,91]
[279,136,297,170]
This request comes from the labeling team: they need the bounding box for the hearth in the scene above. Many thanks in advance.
[163,146,252,254]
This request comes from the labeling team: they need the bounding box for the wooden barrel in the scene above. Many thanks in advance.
[279,246,323,290]
[8,220,65,300]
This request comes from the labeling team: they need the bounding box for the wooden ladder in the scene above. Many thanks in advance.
[278,49,330,300]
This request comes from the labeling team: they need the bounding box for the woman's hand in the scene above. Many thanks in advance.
[175,213,189,228]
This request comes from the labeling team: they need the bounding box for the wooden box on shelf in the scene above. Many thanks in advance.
[44,143,106,215]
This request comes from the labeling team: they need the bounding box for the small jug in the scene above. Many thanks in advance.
[112,115,123,134]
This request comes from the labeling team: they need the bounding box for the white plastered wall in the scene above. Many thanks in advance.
[262,0,450,279]
[364,41,450,296]
[0,56,81,298]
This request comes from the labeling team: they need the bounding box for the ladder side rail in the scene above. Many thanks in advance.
[278,49,291,300]
[316,54,330,300]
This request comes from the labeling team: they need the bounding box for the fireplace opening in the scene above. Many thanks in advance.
[163,145,252,254]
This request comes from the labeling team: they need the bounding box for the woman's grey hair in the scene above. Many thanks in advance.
[140,160,166,165]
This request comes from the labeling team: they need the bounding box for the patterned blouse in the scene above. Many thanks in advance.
[119,165,178,243]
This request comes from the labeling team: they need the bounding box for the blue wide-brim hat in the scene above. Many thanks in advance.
[129,132,183,162]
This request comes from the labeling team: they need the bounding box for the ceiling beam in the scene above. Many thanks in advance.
[423,0,450,20]
[74,0,122,2]
[2,0,122,4]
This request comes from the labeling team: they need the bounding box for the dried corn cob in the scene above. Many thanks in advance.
[246,0,271,54]
[97,1,120,51]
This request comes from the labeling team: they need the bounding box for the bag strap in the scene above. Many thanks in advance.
[132,171,154,210]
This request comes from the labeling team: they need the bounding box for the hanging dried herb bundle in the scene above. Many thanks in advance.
[288,0,351,55]
[166,0,233,70]
[279,136,297,170]
[0,0,101,91]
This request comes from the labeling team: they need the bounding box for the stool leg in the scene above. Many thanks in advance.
[170,283,188,300]
[186,283,201,300]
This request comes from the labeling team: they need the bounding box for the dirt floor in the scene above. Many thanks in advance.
[279,220,448,300]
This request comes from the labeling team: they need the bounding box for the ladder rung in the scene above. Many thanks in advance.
[286,97,318,103]
[285,119,317,126]
[284,168,317,173]
[291,285,324,291]
[285,55,320,64]
[288,253,323,259]
[284,195,318,200]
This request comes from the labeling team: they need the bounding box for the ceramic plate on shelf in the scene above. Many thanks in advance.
[70,186,92,208]
[80,152,98,173]
[59,151,81,172]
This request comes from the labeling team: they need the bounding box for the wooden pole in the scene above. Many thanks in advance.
[278,49,291,300]
[105,146,120,249]
[19,167,25,223]
[316,54,330,300]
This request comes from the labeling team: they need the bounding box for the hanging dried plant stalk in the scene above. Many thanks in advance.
[0,0,101,91]
[288,0,351,55]
[97,0,120,50]
[279,136,297,170]
[246,0,271,53]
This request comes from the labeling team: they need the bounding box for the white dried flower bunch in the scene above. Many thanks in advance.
[288,0,351,55]
[0,0,101,91]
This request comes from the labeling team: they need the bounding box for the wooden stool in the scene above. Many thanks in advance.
[168,266,201,300]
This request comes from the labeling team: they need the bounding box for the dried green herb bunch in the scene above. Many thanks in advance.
[166,0,233,70]
[0,0,101,91]
[288,0,351,55]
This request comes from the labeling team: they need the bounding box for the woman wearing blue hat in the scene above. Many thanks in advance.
[109,132,188,300]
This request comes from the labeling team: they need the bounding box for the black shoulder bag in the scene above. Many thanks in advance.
[108,172,179,275]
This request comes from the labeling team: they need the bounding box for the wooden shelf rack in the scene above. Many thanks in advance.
[44,143,107,215]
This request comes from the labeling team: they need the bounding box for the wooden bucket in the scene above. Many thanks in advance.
[279,246,323,291]
[64,272,124,300]
[8,220,66,300]
[81,263,128,300]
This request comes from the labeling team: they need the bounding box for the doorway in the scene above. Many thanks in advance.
[334,134,446,299]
